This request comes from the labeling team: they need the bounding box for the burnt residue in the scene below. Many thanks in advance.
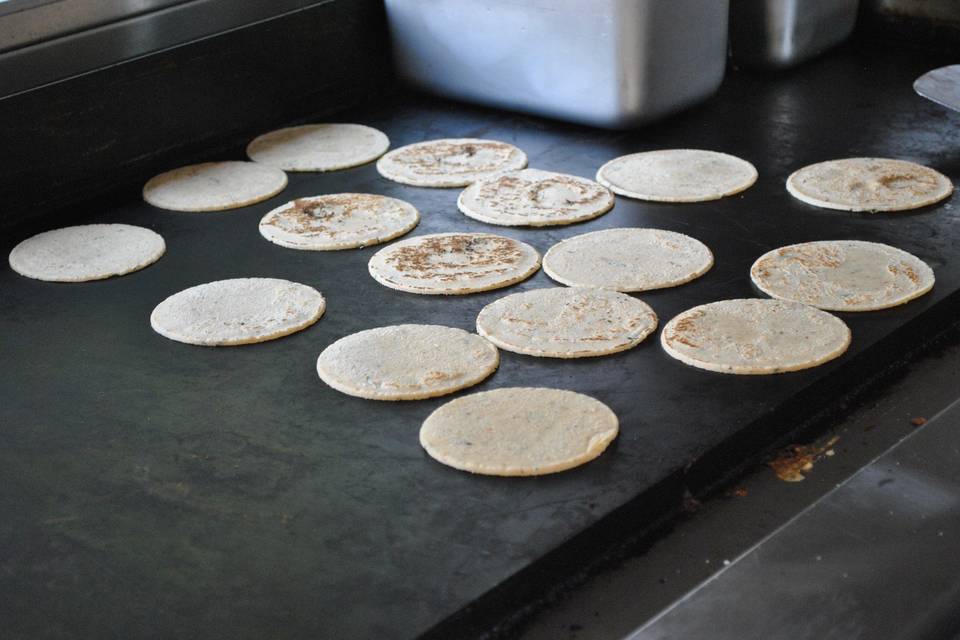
[395,140,515,174]
[664,310,706,349]
[777,245,842,270]
[767,435,840,482]
[387,234,525,280]
[263,197,334,232]
[262,195,374,233]
[478,174,607,213]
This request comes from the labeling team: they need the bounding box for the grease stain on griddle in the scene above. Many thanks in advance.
[767,435,840,482]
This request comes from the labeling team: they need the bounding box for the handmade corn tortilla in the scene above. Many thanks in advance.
[786,158,952,212]
[246,123,389,172]
[476,287,657,358]
[457,168,614,227]
[143,161,287,212]
[259,193,419,251]
[316,324,498,400]
[368,232,540,295]
[596,149,758,202]
[376,138,527,187]
[9,224,165,282]
[150,278,324,346]
[543,228,712,292]
[420,387,618,476]
[661,299,850,375]
[751,240,935,312]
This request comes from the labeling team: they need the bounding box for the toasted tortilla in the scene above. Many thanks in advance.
[596,149,757,202]
[751,240,934,311]
[9,224,165,282]
[368,232,540,295]
[246,123,389,172]
[476,287,657,358]
[420,387,618,476]
[150,278,324,346]
[316,324,499,400]
[143,161,287,212]
[376,138,527,187]
[259,193,419,251]
[458,168,614,226]
[543,228,712,292]
[786,158,952,212]
[661,299,850,374]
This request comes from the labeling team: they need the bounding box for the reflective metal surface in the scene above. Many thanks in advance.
[384,0,729,129]
[0,0,189,52]
[915,65,960,112]
[0,0,327,98]
[634,396,960,640]
[0,0,59,20]
[868,0,960,21]
[730,0,860,69]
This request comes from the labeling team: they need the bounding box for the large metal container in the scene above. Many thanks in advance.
[383,0,729,129]
[730,0,861,69]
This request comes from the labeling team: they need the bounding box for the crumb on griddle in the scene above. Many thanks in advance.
[767,435,840,482]
[724,485,749,498]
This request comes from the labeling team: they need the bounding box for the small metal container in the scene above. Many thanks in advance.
[730,0,861,70]
[383,0,730,129]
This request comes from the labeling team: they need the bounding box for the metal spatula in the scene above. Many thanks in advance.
[914,64,960,112]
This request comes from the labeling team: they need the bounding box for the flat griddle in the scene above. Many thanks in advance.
[3,43,960,640]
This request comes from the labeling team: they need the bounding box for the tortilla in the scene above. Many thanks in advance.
[476,287,657,358]
[596,149,758,202]
[368,232,540,295]
[259,193,419,251]
[751,240,935,311]
[660,299,851,375]
[542,228,713,292]
[9,224,165,282]
[419,387,618,476]
[316,324,498,400]
[246,123,390,172]
[457,168,614,226]
[143,161,287,212]
[786,158,953,212]
[376,138,527,187]
[150,278,324,346]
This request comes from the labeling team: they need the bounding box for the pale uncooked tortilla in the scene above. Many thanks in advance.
[457,168,614,226]
[316,324,498,400]
[376,138,528,187]
[786,158,953,212]
[150,278,324,346]
[368,232,540,295]
[246,123,390,172]
[660,299,851,375]
[751,240,935,312]
[419,387,618,476]
[542,228,713,292]
[143,161,287,212]
[476,287,657,358]
[259,193,419,250]
[9,224,165,282]
[596,149,758,202]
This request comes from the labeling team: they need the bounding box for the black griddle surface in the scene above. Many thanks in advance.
[3,43,960,640]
